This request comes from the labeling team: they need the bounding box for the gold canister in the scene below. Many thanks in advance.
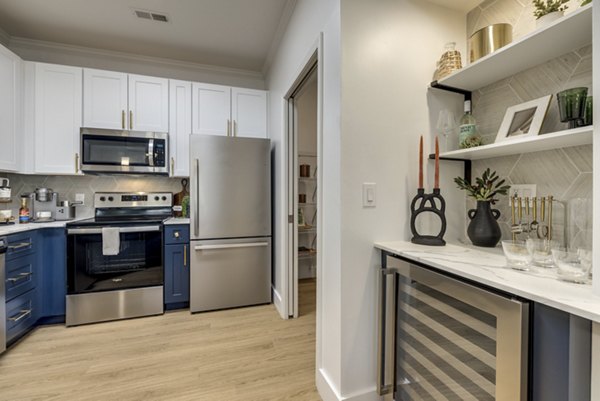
[469,23,512,63]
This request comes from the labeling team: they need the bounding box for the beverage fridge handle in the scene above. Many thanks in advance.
[377,267,397,397]
[194,158,200,237]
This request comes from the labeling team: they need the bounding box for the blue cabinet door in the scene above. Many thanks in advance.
[164,243,190,305]
[39,228,67,318]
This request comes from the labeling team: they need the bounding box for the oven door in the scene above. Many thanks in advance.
[80,128,168,174]
[67,225,163,294]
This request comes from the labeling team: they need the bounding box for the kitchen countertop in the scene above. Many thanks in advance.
[375,240,600,323]
[0,217,191,236]
[0,220,78,236]
[163,218,190,225]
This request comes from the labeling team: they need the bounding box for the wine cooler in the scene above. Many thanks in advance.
[378,255,529,401]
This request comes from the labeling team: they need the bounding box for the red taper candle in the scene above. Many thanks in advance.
[418,136,423,188]
[434,136,440,189]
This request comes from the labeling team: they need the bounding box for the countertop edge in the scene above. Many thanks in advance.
[375,240,600,323]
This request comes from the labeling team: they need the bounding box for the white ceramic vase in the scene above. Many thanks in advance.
[536,10,564,28]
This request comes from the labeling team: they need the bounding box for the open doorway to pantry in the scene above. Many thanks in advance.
[285,53,319,318]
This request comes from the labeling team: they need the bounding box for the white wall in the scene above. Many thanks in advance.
[297,78,318,154]
[593,0,600,295]
[7,37,264,89]
[264,0,342,398]
[337,0,465,398]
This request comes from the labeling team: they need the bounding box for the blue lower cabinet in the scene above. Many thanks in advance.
[164,243,190,307]
[6,288,37,344]
[5,252,37,302]
[38,228,67,319]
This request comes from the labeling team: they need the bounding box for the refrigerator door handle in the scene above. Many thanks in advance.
[377,267,397,397]
[194,158,200,237]
[194,242,269,251]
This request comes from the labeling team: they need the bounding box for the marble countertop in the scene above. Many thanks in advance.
[375,240,600,323]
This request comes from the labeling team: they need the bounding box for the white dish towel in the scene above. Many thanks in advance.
[102,227,121,256]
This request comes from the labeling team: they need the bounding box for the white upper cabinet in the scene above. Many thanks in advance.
[231,88,267,139]
[192,83,267,138]
[83,69,168,132]
[129,74,169,132]
[33,63,82,175]
[0,45,22,172]
[169,79,191,177]
[83,68,127,130]
[192,83,231,136]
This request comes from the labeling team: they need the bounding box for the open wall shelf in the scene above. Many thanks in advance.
[437,126,592,160]
[431,4,592,93]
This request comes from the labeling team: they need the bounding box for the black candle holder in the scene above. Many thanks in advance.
[410,188,447,246]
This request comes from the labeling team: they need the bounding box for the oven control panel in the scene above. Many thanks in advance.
[94,192,173,208]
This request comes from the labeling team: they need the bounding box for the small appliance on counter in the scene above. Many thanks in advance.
[0,177,11,202]
[23,188,81,223]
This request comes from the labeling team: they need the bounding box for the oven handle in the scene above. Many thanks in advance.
[67,225,161,235]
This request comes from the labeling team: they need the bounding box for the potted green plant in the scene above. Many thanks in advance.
[455,168,510,247]
[533,0,569,27]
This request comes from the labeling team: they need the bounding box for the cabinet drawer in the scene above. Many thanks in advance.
[6,289,37,343]
[164,225,190,245]
[5,253,36,301]
[7,231,37,261]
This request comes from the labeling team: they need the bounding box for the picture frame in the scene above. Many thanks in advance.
[495,95,552,143]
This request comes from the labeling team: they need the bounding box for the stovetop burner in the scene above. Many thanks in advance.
[66,192,173,227]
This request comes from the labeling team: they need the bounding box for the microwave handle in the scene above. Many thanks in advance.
[148,139,155,167]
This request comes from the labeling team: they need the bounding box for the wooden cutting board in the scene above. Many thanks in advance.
[173,178,189,218]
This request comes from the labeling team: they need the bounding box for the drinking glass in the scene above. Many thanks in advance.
[436,110,457,152]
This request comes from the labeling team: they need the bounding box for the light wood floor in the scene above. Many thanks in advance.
[0,280,319,401]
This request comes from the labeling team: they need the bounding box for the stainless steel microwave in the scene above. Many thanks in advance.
[80,128,168,175]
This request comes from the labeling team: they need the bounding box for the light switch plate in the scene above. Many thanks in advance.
[363,183,376,208]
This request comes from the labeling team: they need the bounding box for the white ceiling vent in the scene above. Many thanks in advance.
[133,9,169,23]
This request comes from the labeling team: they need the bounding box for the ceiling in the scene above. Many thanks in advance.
[0,0,292,72]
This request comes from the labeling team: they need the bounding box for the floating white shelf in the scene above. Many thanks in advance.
[438,126,592,161]
[434,4,592,92]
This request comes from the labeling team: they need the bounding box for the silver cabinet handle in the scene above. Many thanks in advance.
[194,158,200,237]
[194,242,268,251]
[129,110,133,130]
[67,225,160,235]
[183,244,187,267]
[226,119,231,136]
[122,110,125,129]
[377,267,397,396]
[7,272,32,283]
[234,120,237,137]
[8,309,32,322]
[75,153,80,173]
[171,157,175,174]
[8,242,31,250]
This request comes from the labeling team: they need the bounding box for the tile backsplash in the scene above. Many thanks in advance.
[0,173,187,219]
[462,0,593,247]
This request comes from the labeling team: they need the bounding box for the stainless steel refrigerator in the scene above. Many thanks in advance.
[189,134,271,313]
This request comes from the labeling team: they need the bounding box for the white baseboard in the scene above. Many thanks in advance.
[316,368,381,401]
[272,286,287,319]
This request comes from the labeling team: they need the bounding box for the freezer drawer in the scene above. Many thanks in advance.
[190,237,271,312]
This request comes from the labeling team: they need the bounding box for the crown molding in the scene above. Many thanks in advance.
[9,36,264,80]
[262,0,297,76]
[0,25,10,47]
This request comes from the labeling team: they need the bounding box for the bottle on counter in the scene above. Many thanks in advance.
[19,197,30,224]
[459,100,482,149]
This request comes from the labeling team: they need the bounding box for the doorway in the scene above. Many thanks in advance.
[286,56,319,318]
